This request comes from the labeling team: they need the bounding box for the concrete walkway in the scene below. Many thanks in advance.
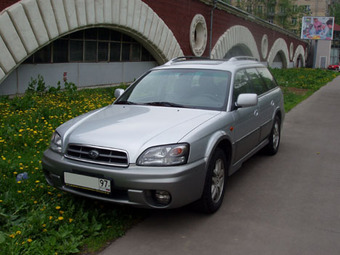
[100,76,340,255]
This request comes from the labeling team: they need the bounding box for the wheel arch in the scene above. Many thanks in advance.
[205,135,233,175]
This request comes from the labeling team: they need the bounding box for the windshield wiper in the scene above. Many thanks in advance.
[144,102,186,108]
[115,100,137,105]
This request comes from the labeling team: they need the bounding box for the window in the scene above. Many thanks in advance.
[24,28,155,64]
[246,68,267,95]
[258,6,263,14]
[291,17,297,26]
[257,67,277,90]
[233,69,252,102]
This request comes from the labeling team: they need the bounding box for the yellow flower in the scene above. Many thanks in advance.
[0,200,3,203]
[17,190,22,194]
[35,180,40,183]
[59,210,64,215]
[55,206,61,210]
[27,238,32,243]
[9,234,15,238]
[49,216,53,220]
[16,231,21,235]
[69,218,74,223]
[58,216,64,221]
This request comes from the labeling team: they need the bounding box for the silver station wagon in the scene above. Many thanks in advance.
[42,57,284,213]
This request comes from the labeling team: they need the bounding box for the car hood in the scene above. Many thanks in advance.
[59,105,220,162]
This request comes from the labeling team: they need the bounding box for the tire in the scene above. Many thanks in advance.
[197,148,227,214]
[264,116,281,155]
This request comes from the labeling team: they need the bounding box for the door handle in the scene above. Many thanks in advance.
[254,109,259,116]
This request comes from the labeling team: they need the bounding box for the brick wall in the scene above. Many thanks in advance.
[143,0,305,59]
[0,0,19,11]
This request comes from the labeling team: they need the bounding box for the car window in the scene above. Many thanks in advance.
[257,67,277,90]
[245,68,267,95]
[233,69,253,102]
[116,69,231,111]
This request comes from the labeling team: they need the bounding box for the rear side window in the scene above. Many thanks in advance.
[257,67,277,90]
[245,68,267,95]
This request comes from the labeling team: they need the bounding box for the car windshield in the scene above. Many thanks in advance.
[115,69,231,110]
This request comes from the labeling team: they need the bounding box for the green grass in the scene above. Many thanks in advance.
[0,68,339,254]
[271,68,340,111]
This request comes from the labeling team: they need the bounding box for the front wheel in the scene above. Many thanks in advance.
[197,148,227,214]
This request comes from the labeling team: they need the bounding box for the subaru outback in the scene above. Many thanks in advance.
[42,56,284,213]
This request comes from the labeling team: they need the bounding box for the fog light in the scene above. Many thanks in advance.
[154,190,171,206]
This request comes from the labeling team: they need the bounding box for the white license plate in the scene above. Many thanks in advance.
[64,172,111,193]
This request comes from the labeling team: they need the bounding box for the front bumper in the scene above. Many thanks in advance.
[42,149,207,209]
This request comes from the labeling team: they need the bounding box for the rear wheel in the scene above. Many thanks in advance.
[197,148,227,214]
[264,116,281,155]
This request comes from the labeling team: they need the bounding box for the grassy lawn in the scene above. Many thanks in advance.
[0,68,339,254]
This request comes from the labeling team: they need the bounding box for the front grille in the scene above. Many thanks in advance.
[65,144,129,167]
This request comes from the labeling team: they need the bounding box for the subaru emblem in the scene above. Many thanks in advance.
[89,150,100,159]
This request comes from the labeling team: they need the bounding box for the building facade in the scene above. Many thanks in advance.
[0,0,307,95]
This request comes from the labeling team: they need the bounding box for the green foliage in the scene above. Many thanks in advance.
[271,68,340,111]
[329,2,340,23]
[0,83,146,255]
[26,75,47,94]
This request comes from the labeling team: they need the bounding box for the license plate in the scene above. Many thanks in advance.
[64,172,111,193]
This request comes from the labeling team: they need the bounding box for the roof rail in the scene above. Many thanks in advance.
[165,56,211,65]
[228,56,258,62]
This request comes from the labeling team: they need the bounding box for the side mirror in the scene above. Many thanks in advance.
[114,88,125,99]
[235,93,258,108]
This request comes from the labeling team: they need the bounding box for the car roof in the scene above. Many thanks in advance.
[153,56,266,72]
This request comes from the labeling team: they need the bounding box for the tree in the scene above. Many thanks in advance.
[329,2,340,24]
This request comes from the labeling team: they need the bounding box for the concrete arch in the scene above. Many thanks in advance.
[267,38,289,68]
[210,25,260,60]
[293,45,306,67]
[0,0,183,83]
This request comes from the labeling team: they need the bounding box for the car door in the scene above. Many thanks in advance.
[231,69,261,163]
[255,67,279,141]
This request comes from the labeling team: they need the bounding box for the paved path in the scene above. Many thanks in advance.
[100,76,340,255]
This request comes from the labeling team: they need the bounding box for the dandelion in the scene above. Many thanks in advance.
[17,190,22,194]
[35,180,40,183]
[58,216,64,221]
[55,206,61,210]
[49,216,53,220]
[16,231,21,235]
[9,234,15,238]
[69,218,74,223]
[27,238,32,243]
[0,200,2,203]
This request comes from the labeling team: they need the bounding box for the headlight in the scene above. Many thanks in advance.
[50,132,62,153]
[137,144,189,166]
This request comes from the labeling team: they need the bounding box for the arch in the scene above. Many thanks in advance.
[293,45,306,67]
[0,0,183,83]
[267,38,289,68]
[211,25,260,60]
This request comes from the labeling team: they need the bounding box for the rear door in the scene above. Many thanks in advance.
[256,67,279,141]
